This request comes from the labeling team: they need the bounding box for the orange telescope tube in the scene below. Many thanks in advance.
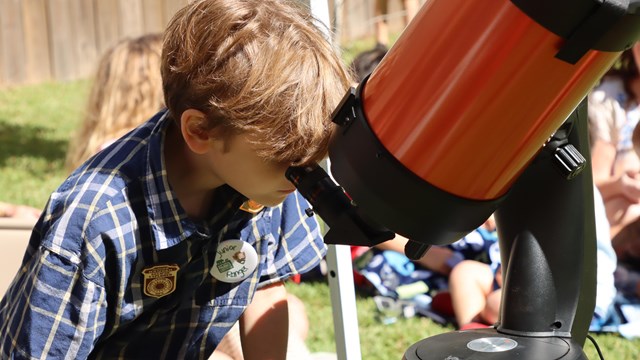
[363,0,620,200]
[312,0,640,253]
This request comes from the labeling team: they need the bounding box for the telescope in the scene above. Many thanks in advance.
[287,0,640,358]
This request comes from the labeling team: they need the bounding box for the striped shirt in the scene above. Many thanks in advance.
[0,110,326,359]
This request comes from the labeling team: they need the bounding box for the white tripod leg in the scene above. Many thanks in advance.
[326,244,363,360]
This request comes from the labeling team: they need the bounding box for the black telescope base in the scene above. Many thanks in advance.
[403,328,588,360]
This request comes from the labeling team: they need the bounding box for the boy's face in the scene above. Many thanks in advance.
[207,132,297,207]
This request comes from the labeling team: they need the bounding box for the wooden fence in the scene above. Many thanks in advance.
[0,0,188,87]
[336,0,410,44]
[0,0,411,88]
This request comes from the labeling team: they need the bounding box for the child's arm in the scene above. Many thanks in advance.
[239,281,289,360]
[377,234,456,275]
[0,246,106,359]
[0,201,41,219]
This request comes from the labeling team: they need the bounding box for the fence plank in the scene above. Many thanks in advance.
[70,0,99,79]
[1,0,377,88]
[142,0,165,34]
[46,0,79,81]
[0,0,5,86]
[22,0,51,84]
[94,0,121,56]
[119,0,145,38]
[0,0,28,85]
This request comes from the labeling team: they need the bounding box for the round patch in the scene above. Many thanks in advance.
[211,239,259,283]
[146,278,172,297]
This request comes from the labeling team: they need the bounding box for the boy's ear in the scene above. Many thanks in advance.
[180,109,218,154]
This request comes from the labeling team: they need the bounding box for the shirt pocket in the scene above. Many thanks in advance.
[195,272,256,308]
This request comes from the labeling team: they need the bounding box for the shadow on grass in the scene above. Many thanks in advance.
[0,119,68,166]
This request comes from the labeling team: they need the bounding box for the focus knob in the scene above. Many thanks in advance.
[553,144,586,180]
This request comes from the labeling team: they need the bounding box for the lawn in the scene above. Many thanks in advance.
[1,54,639,360]
[0,80,90,209]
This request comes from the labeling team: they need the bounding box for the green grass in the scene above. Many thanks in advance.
[286,280,640,360]
[0,80,90,208]
[1,53,640,359]
[339,34,401,69]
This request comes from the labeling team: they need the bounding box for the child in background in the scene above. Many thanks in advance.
[587,47,640,337]
[65,33,164,172]
[0,31,152,221]
[0,33,163,234]
[588,44,640,250]
[0,0,352,358]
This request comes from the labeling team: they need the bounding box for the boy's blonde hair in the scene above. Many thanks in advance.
[162,0,353,166]
[66,33,164,171]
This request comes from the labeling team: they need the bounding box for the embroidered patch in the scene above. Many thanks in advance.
[239,199,264,214]
[142,264,179,298]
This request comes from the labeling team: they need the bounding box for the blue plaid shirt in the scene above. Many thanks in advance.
[0,110,326,359]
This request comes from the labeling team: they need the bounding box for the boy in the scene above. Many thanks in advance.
[0,0,352,358]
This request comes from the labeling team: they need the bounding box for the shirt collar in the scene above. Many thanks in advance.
[142,110,247,250]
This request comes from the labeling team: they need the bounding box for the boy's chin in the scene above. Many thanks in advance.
[239,191,292,208]
[258,198,286,207]
[257,193,293,207]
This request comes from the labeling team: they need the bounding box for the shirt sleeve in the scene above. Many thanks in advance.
[257,191,327,288]
[588,90,623,146]
[0,246,107,360]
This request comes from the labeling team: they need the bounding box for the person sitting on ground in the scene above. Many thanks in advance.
[589,44,640,249]
[449,186,618,332]
[610,114,640,307]
[0,0,352,358]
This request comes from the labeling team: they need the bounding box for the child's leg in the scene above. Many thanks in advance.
[611,215,640,261]
[449,260,495,327]
[480,288,502,325]
[212,292,312,360]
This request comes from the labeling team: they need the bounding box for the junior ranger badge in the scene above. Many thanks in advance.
[142,264,180,298]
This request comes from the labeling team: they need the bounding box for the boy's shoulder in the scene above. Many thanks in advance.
[60,110,169,206]
[53,167,136,215]
[37,112,170,255]
[40,167,140,247]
